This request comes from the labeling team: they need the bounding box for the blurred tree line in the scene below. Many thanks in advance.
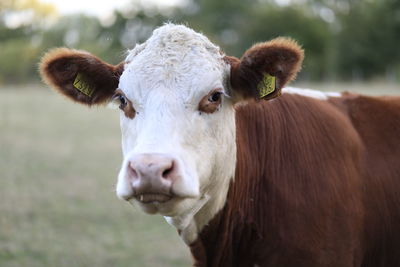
[0,0,399,85]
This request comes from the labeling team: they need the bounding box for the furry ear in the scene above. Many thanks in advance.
[226,37,304,101]
[39,48,124,105]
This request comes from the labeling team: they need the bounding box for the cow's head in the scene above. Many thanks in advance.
[40,24,303,243]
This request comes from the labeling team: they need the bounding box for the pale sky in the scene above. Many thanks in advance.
[40,0,186,17]
[40,0,293,16]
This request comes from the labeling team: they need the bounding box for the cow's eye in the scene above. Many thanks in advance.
[118,95,127,110]
[208,92,222,102]
[111,90,136,119]
[198,89,224,114]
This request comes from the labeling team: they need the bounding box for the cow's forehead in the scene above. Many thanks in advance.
[126,24,222,64]
[119,24,228,102]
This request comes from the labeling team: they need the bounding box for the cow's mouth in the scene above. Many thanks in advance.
[135,193,173,204]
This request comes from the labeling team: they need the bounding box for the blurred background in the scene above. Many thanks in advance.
[1,0,399,266]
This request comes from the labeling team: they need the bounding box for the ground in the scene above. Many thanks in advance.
[0,82,398,267]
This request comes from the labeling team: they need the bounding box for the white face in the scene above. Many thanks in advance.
[115,25,237,224]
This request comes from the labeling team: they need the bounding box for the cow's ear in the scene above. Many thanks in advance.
[39,48,124,106]
[226,37,304,101]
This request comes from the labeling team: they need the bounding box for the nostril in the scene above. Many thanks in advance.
[162,160,175,179]
[162,168,171,178]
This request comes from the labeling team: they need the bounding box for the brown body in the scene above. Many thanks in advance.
[190,93,400,267]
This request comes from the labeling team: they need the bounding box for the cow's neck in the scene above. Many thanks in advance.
[188,102,272,266]
[187,179,256,266]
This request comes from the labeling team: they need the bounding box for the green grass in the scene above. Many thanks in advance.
[0,86,191,267]
[0,83,399,267]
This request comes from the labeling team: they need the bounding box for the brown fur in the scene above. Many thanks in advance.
[39,48,124,105]
[226,38,304,101]
[189,93,400,267]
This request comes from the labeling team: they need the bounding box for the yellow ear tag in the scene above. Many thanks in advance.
[73,73,94,97]
[258,73,276,98]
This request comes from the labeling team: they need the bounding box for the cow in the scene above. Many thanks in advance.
[39,24,400,267]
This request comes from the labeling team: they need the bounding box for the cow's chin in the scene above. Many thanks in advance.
[129,196,199,217]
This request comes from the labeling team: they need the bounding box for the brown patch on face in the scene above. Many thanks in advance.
[198,89,223,114]
[39,48,124,106]
[226,37,304,101]
[114,89,136,119]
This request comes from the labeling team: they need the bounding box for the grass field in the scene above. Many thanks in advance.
[1,83,399,267]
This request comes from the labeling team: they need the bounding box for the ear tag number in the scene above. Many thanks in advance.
[73,73,94,97]
[258,73,276,98]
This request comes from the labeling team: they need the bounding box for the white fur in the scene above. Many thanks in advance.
[283,87,341,100]
[115,24,237,244]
